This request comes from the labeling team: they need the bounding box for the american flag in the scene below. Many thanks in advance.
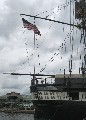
[22,18,41,36]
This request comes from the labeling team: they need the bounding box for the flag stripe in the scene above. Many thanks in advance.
[22,18,41,36]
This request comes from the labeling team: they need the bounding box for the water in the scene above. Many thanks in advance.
[0,112,34,120]
[0,112,51,120]
[0,112,48,120]
[0,112,85,120]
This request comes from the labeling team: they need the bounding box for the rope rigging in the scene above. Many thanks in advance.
[38,1,84,73]
[34,0,77,73]
[5,0,85,76]
[39,27,75,73]
[17,0,72,74]
[9,0,76,76]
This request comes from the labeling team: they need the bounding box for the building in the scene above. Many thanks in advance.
[0,92,32,109]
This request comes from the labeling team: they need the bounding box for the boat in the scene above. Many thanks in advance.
[30,73,86,120]
[29,0,86,119]
[4,0,86,120]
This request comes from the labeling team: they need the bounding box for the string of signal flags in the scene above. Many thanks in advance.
[20,12,84,74]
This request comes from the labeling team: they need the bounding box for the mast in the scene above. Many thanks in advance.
[75,0,86,74]
[33,17,36,82]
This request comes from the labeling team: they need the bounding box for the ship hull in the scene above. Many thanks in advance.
[30,74,86,120]
[33,100,86,120]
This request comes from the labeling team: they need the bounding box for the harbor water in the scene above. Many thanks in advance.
[0,112,86,120]
[0,112,48,120]
[0,112,34,120]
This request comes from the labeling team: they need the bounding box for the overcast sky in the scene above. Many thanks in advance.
[0,0,85,95]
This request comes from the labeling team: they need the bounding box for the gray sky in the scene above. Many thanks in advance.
[0,0,85,95]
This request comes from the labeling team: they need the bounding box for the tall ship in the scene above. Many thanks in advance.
[4,0,86,120]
